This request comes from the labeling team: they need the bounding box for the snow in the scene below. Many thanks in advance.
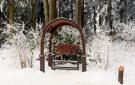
[0,49,117,85]
[134,1,135,5]
[0,48,115,85]
[0,38,135,85]
[1,0,135,84]
[0,0,4,12]
[0,68,117,85]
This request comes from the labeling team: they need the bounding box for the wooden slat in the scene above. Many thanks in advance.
[52,60,78,63]
[52,67,78,70]
[55,44,79,55]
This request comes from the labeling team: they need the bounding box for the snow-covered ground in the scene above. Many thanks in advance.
[0,40,135,85]
[0,49,115,85]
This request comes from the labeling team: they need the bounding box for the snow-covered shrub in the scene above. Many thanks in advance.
[114,21,135,42]
[0,25,7,48]
[87,22,135,70]
[6,22,39,68]
[86,32,112,70]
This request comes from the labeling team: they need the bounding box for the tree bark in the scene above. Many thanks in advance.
[107,0,112,31]
[8,0,13,25]
[93,6,97,35]
[108,0,116,37]
[49,0,57,21]
[81,0,84,28]
[43,0,49,24]
[75,0,84,28]
[76,0,81,26]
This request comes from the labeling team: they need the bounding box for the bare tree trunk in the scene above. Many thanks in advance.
[108,0,116,38]
[76,0,81,26]
[7,0,14,35]
[93,6,97,35]
[43,0,49,24]
[8,0,13,25]
[81,0,84,28]
[43,0,57,24]
[49,0,57,21]
[75,0,84,28]
[31,0,36,31]
[107,0,112,31]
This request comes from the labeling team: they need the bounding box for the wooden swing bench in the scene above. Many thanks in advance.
[39,18,86,72]
[51,43,80,70]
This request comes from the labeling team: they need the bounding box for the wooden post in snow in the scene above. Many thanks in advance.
[118,66,124,84]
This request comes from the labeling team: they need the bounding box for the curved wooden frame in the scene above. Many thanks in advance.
[40,18,86,72]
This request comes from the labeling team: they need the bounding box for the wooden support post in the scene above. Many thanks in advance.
[118,66,124,84]
[77,55,79,70]
[40,55,45,72]
[48,33,53,67]
[82,55,86,72]
[48,53,52,67]
[51,42,56,69]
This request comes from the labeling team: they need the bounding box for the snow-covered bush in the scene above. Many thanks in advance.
[87,33,112,70]
[87,20,135,70]
[114,21,135,42]
[5,22,39,68]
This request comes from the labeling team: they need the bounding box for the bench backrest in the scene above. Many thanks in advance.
[55,44,79,55]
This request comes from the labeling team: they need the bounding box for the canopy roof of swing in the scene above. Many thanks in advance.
[41,18,86,54]
[42,18,83,33]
